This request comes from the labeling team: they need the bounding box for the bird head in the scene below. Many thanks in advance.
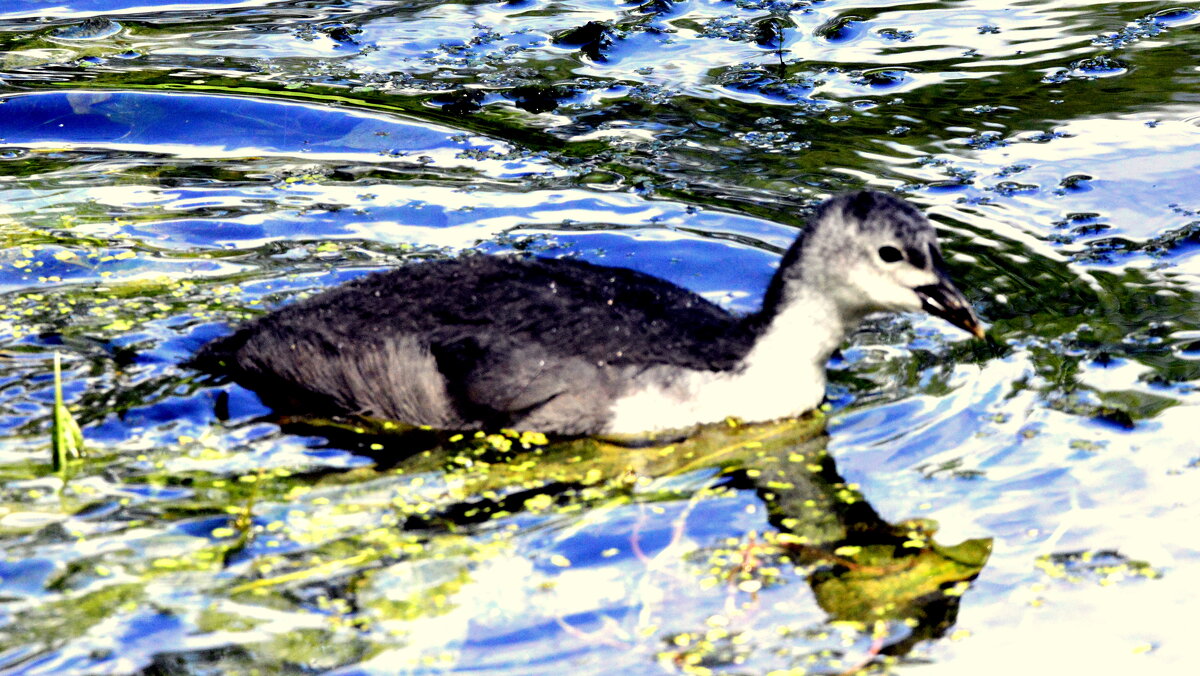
[782,191,985,338]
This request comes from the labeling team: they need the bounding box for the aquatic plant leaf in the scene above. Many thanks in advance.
[51,353,85,473]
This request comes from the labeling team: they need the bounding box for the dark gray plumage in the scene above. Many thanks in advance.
[190,191,983,435]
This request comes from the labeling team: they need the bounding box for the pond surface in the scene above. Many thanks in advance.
[1,0,1199,673]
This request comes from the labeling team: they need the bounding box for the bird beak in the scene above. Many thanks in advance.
[914,274,985,339]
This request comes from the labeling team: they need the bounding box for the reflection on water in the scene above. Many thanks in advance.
[0,0,1198,673]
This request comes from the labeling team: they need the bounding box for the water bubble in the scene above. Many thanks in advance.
[636,0,680,16]
[1152,7,1198,23]
[991,181,1039,196]
[52,17,121,41]
[553,21,617,62]
[1058,174,1093,193]
[876,28,914,42]
[852,69,909,89]
[965,131,1008,150]
[1069,56,1128,78]
[994,164,1030,178]
[754,17,791,48]
[815,15,865,43]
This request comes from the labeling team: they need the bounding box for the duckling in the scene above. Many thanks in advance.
[190,191,983,435]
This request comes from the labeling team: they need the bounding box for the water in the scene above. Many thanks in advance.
[1,0,1198,673]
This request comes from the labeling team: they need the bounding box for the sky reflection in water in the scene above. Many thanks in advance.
[0,0,1199,673]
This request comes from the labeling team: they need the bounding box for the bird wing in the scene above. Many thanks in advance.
[190,255,754,427]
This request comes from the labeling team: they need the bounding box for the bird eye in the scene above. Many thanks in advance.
[878,246,904,263]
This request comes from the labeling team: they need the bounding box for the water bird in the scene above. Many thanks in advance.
[191,191,983,435]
